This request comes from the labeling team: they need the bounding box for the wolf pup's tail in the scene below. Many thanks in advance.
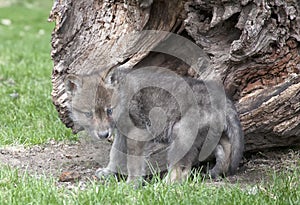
[225,99,244,175]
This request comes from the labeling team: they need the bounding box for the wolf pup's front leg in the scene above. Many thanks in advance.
[95,132,127,179]
[126,139,147,185]
[125,129,149,186]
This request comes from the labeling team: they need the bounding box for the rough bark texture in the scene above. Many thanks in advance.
[49,0,300,151]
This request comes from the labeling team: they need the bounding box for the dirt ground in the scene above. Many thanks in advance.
[0,135,299,189]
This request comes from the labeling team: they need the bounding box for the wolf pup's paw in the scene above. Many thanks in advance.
[208,169,224,181]
[95,167,115,180]
[138,0,153,8]
[126,176,145,189]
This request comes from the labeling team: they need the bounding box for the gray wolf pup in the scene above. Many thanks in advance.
[64,67,244,183]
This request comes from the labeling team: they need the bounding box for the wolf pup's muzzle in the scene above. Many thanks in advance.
[97,130,111,139]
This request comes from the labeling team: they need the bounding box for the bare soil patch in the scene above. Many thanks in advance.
[0,136,299,188]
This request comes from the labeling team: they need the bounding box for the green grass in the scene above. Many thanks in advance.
[0,1,299,204]
[0,166,299,205]
[0,0,75,145]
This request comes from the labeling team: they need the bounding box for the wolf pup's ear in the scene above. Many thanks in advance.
[105,69,127,90]
[64,74,82,97]
[107,71,118,86]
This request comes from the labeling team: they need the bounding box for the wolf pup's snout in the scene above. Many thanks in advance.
[97,130,110,139]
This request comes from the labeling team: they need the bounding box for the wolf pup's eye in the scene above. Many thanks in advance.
[106,108,113,116]
[84,111,93,118]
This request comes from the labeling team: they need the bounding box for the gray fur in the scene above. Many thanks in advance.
[109,68,244,182]
[65,68,244,183]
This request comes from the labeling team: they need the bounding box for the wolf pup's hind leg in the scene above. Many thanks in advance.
[224,100,244,175]
[208,135,231,178]
[209,99,244,178]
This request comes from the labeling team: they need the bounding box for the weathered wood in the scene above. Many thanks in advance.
[184,0,300,150]
[49,0,300,151]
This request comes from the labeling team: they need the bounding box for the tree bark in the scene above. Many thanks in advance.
[49,0,300,152]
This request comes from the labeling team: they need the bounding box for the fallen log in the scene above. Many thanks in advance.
[49,0,300,151]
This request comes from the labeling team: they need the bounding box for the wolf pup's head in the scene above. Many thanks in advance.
[64,74,114,140]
